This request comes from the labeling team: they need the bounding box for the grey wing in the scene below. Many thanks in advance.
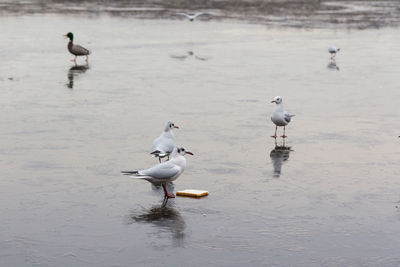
[193,12,205,18]
[152,136,175,154]
[176,13,191,19]
[284,112,294,123]
[140,162,181,180]
[71,44,90,56]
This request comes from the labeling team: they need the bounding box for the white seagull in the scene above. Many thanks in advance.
[176,12,208,21]
[122,147,193,199]
[328,46,340,59]
[151,121,179,162]
[270,96,295,139]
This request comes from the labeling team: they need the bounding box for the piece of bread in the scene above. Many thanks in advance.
[176,189,209,198]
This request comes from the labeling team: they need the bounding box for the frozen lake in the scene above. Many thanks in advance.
[0,11,400,266]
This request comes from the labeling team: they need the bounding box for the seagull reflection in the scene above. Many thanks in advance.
[170,50,209,61]
[327,60,339,71]
[126,204,185,244]
[270,145,293,178]
[67,64,89,89]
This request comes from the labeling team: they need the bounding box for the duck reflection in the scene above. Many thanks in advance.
[126,204,185,244]
[170,50,209,61]
[270,145,293,178]
[327,60,339,71]
[67,63,89,89]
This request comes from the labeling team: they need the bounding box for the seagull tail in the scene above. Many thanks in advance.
[150,150,161,155]
[150,150,169,158]
[121,170,139,175]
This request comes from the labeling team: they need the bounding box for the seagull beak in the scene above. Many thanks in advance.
[185,151,194,156]
[174,125,179,129]
[271,100,276,103]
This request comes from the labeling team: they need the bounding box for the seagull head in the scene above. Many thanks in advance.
[176,146,193,156]
[64,32,73,41]
[271,96,283,104]
[164,121,179,131]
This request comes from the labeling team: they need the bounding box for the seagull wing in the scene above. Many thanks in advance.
[176,13,191,19]
[284,112,295,123]
[140,161,181,180]
[193,12,206,18]
[151,136,175,155]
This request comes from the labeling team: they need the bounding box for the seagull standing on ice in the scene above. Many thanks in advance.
[151,121,179,162]
[176,12,208,21]
[328,46,340,60]
[121,147,193,200]
[270,96,295,139]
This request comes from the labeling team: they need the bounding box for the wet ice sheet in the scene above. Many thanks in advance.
[0,14,400,266]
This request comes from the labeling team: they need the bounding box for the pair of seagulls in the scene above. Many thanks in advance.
[122,122,193,200]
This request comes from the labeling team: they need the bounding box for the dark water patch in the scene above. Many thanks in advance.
[1,0,400,29]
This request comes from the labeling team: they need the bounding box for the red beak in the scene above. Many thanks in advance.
[271,100,276,103]
[186,151,194,155]
[174,125,179,129]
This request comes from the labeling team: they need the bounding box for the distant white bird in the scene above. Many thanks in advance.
[176,12,208,21]
[328,46,340,59]
[122,147,193,199]
[270,96,295,139]
[151,121,179,162]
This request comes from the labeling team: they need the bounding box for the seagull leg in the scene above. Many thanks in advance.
[158,157,161,163]
[271,125,277,138]
[85,55,89,63]
[71,56,77,62]
[162,184,175,199]
[281,126,287,138]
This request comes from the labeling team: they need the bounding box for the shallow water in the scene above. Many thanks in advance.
[0,13,400,266]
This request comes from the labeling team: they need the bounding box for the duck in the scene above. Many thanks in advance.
[64,32,90,63]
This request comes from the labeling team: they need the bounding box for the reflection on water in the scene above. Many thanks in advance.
[67,64,89,89]
[327,60,340,71]
[170,50,209,61]
[126,204,185,244]
[270,145,293,178]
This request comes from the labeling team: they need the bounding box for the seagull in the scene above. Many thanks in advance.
[176,12,208,21]
[121,146,193,200]
[151,121,179,162]
[328,46,340,60]
[64,32,90,63]
[270,96,295,139]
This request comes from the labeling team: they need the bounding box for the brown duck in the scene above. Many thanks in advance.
[64,32,90,63]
